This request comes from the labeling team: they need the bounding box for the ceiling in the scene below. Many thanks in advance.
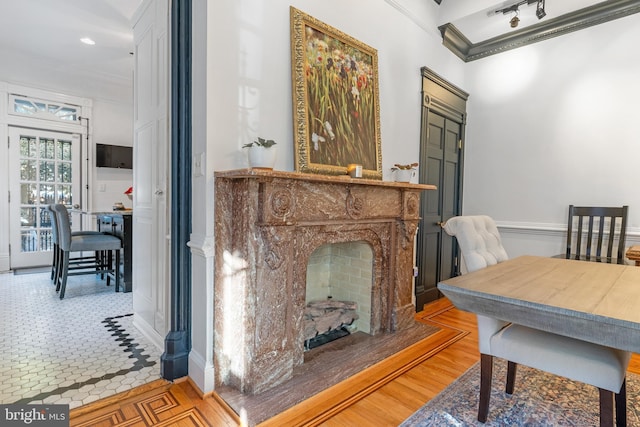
[436,0,604,42]
[0,0,141,101]
[433,0,640,61]
[0,0,637,100]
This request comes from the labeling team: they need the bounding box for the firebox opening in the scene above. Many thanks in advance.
[304,241,373,349]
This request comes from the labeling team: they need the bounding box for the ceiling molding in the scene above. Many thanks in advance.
[439,0,640,62]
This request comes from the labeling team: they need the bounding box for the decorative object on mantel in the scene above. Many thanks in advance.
[124,186,133,200]
[347,163,363,178]
[243,137,277,169]
[391,163,418,182]
[290,7,382,180]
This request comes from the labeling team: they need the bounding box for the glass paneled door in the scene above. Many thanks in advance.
[8,127,81,269]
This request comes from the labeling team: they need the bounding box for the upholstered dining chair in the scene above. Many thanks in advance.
[443,215,630,426]
[46,205,105,284]
[564,205,629,264]
[51,204,122,299]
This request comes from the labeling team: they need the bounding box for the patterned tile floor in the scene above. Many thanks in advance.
[0,270,162,409]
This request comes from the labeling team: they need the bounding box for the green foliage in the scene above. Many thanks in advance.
[243,137,277,148]
[391,163,418,170]
[304,28,377,169]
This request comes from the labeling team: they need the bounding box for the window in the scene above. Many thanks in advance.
[9,94,80,122]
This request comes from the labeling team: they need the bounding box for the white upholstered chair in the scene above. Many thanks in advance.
[443,215,630,426]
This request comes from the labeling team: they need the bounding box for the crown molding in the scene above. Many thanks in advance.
[439,0,640,62]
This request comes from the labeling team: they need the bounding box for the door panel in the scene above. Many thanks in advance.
[9,127,80,269]
[415,112,462,309]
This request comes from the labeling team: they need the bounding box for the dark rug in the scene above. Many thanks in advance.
[401,359,640,426]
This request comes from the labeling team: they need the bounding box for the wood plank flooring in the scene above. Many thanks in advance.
[70,298,640,426]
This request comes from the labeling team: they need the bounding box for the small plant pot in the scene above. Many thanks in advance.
[394,169,416,182]
[248,146,277,169]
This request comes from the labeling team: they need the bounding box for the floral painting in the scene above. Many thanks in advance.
[290,7,382,179]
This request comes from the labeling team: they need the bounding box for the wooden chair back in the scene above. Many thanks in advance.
[565,205,628,264]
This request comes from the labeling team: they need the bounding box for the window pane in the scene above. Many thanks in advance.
[58,139,72,161]
[39,229,53,252]
[39,206,52,228]
[58,162,72,183]
[57,108,77,121]
[14,99,36,115]
[20,207,37,228]
[20,136,38,157]
[40,184,55,205]
[57,184,72,205]
[21,230,38,252]
[39,161,55,182]
[40,138,55,160]
[20,183,38,204]
[20,160,37,181]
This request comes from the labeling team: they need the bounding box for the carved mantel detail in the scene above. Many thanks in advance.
[214,169,435,394]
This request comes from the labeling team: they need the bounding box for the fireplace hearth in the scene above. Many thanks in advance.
[214,169,435,394]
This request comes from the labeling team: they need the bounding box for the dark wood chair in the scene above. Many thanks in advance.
[564,205,629,264]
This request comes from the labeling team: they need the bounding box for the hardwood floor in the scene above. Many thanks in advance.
[70,298,640,426]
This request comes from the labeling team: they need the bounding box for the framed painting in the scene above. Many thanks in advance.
[290,7,382,179]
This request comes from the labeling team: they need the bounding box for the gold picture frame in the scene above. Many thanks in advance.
[290,7,382,179]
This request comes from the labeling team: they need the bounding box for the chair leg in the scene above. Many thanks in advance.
[58,251,70,299]
[506,361,517,394]
[478,353,493,423]
[115,249,121,292]
[599,388,614,427]
[106,250,113,287]
[54,245,62,284]
[616,379,627,427]
[51,243,58,281]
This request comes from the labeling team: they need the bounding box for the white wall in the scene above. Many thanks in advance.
[91,99,134,212]
[462,13,640,258]
[205,0,464,174]
[190,0,466,394]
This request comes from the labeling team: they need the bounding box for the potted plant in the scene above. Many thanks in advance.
[243,137,277,169]
[391,162,418,182]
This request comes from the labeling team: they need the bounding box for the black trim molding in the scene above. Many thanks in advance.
[161,0,192,381]
[439,0,640,62]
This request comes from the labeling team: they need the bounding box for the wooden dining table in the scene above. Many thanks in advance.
[437,255,640,353]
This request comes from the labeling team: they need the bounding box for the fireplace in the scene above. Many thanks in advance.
[214,169,435,394]
[306,241,372,336]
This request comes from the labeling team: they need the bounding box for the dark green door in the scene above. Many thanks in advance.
[414,68,467,311]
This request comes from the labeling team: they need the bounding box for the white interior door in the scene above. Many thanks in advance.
[132,0,170,345]
[8,127,81,269]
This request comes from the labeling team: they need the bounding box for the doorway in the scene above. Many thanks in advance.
[414,67,468,310]
[8,127,82,269]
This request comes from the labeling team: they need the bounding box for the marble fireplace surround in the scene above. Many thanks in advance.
[214,169,435,394]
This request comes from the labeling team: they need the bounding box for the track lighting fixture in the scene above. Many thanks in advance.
[536,0,546,19]
[510,12,520,28]
[494,0,547,28]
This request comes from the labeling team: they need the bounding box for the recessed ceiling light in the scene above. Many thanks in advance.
[80,37,96,45]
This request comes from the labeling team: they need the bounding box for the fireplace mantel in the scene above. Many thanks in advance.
[214,169,435,394]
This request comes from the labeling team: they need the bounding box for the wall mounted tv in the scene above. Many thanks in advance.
[96,144,133,169]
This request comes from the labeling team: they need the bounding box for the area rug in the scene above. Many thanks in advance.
[401,359,640,426]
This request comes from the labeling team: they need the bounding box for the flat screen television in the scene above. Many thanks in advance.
[96,144,133,169]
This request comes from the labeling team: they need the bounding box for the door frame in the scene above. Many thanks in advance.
[8,127,82,268]
[0,84,91,272]
[415,67,468,309]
